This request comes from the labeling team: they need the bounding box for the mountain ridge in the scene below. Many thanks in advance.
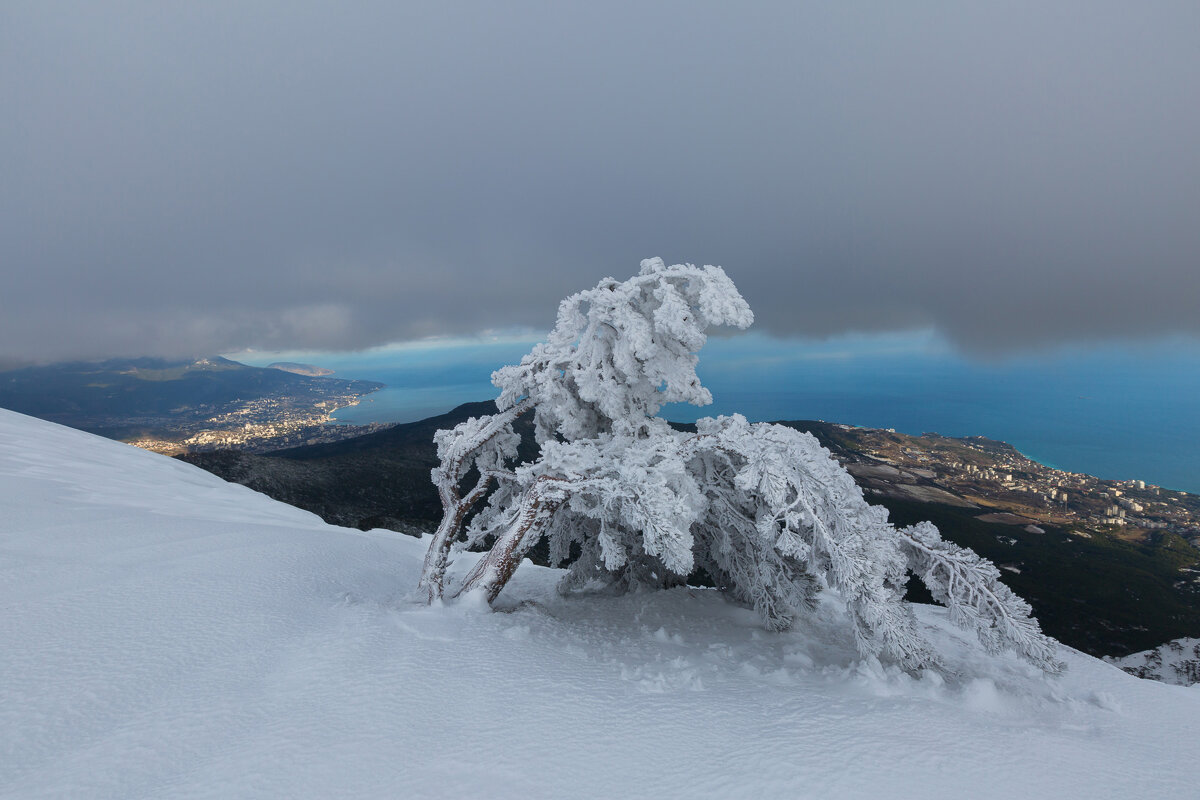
[0,356,384,452]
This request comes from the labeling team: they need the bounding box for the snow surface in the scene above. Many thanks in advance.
[2,408,1198,799]
[1110,638,1200,686]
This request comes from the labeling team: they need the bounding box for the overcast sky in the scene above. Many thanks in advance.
[3,1,1199,363]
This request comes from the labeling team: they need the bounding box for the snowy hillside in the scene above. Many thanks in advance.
[2,409,1197,799]
[1111,638,1200,686]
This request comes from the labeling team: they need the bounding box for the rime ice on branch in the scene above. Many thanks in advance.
[418,258,1063,674]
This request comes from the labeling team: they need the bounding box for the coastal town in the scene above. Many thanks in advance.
[127,388,1198,550]
[127,393,394,455]
[806,422,1200,551]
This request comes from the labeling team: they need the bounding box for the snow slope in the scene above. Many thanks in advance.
[1111,638,1200,686]
[2,408,1197,799]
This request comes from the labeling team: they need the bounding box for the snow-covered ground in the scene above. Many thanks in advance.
[1111,638,1200,686]
[2,408,1197,799]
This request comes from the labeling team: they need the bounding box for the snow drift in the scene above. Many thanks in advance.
[1,408,1196,799]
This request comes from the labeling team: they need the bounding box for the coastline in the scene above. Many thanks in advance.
[235,337,1200,495]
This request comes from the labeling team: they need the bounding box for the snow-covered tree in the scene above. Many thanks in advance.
[418,258,1063,674]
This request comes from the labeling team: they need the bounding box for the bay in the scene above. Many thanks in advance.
[233,332,1200,493]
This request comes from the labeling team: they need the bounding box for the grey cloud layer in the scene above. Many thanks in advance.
[3,1,1198,361]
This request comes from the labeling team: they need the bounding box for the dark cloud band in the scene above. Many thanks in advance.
[3,1,1198,361]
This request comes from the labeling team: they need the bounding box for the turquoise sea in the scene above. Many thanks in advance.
[234,332,1200,493]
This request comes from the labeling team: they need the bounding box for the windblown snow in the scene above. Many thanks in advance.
[1,409,1196,799]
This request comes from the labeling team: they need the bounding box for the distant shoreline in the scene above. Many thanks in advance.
[236,339,1200,495]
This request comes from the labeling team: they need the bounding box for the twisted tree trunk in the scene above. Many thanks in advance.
[417,399,531,603]
[418,473,494,603]
[452,475,569,603]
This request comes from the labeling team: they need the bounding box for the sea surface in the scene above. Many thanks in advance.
[233,332,1200,493]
